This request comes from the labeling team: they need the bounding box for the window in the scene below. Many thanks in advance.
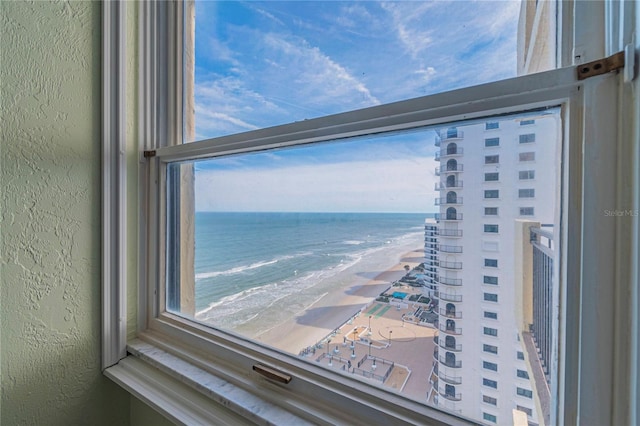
[483,361,498,371]
[517,387,533,398]
[483,395,498,406]
[103,2,638,425]
[484,276,498,285]
[485,137,500,147]
[520,119,535,126]
[485,122,499,130]
[484,259,498,267]
[485,155,499,164]
[519,170,535,179]
[484,207,498,216]
[484,293,498,302]
[519,188,535,198]
[517,351,525,360]
[484,311,498,320]
[519,133,536,143]
[484,327,498,337]
[483,412,497,423]
[484,172,499,181]
[483,344,498,354]
[520,207,534,216]
[519,151,536,161]
[483,378,498,389]
[517,369,530,379]
[484,224,499,233]
[484,190,499,199]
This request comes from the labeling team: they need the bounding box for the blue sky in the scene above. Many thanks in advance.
[191,1,520,212]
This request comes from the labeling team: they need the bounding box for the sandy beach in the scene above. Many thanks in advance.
[254,248,426,354]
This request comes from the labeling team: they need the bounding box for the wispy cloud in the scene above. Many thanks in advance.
[261,32,380,108]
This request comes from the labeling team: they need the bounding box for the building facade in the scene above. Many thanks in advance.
[428,115,559,425]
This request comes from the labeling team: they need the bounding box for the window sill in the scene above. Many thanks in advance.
[105,339,312,425]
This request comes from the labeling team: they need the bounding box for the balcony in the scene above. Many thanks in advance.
[435,147,464,160]
[439,390,462,401]
[437,292,463,302]
[435,129,465,144]
[438,373,462,385]
[436,244,463,253]
[435,276,463,286]
[433,347,439,361]
[435,181,463,190]
[434,213,463,221]
[435,197,463,206]
[439,308,462,319]
[436,261,462,270]
[435,164,464,175]
[439,356,462,368]
[439,324,463,335]
[435,228,463,237]
[438,339,463,352]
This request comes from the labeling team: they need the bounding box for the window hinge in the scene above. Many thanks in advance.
[143,150,157,158]
[577,51,625,80]
[252,364,292,384]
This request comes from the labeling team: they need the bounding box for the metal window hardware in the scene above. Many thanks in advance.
[252,364,292,384]
[577,51,625,80]
[143,150,157,158]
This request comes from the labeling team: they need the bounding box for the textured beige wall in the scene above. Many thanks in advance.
[1,1,130,424]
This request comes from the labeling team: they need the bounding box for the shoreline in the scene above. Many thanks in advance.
[253,247,425,354]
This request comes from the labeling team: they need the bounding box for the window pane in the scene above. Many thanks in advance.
[519,133,536,143]
[484,311,498,320]
[484,207,499,216]
[485,172,499,182]
[484,224,499,233]
[483,361,498,371]
[483,395,498,405]
[483,378,498,389]
[188,1,525,142]
[519,151,536,161]
[485,155,499,164]
[519,170,535,180]
[166,109,561,424]
[483,412,497,423]
[520,207,535,216]
[485,137,500,147]
[519,188,536,198]
[484,190,499,199]
[484,276,499,285]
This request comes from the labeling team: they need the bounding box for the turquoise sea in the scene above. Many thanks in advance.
[194,212,429,335]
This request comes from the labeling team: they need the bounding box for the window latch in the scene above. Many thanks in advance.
[252,364,292,384]
[577,51,625,80]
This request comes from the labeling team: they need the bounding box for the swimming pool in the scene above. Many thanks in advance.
[392,291,407,299]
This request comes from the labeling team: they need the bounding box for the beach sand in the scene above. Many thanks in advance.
[254,248,425,354]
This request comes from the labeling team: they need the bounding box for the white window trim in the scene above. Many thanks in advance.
[102,0,127,370]
[102,1,639,425]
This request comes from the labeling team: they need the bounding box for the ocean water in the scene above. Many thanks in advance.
[194,212,429,336]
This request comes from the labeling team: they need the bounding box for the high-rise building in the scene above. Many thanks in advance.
[427,115,559,425]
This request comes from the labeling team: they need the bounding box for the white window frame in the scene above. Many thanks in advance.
[102,1,639,425]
